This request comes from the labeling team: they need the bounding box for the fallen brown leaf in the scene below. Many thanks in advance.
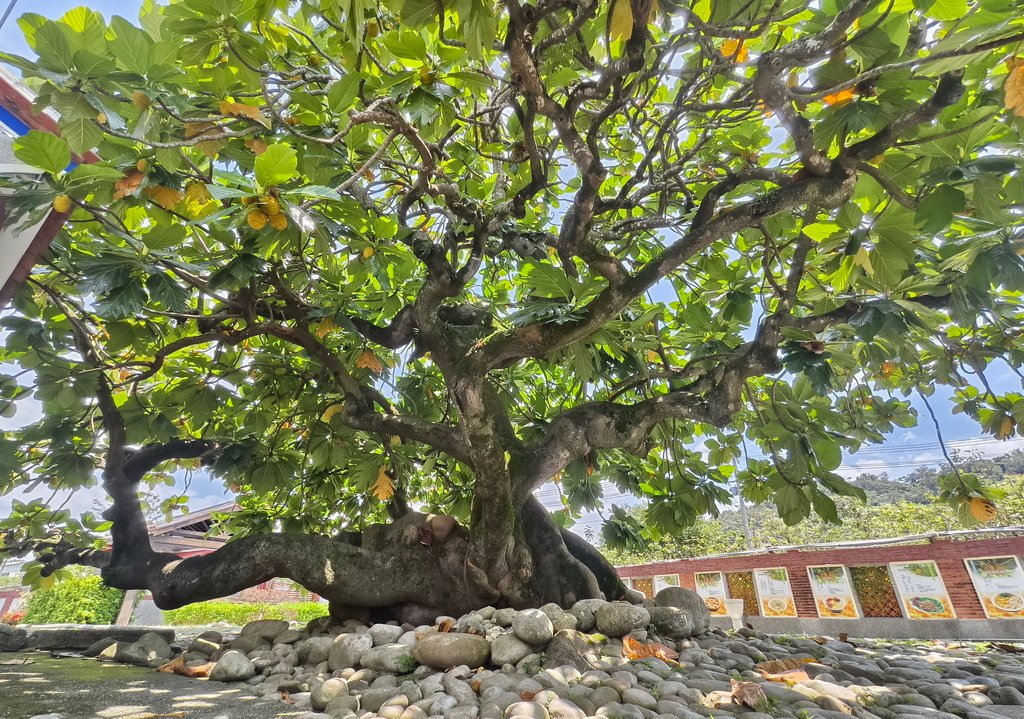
[156,655,185,673]
[992,642,1024,654]
[622,635,679,662]
[756,657,814,673]
[731,680,768,708]
[758,667,810,684]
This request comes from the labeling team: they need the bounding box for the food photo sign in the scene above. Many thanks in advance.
[807,565,859,618]
[964,556,1024,618]
[889,561,956,619]
[694,571,728,615]
[753,567,798,617]
[654,574,680,594]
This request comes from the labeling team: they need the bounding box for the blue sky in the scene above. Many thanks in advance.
[1,0,1022,536]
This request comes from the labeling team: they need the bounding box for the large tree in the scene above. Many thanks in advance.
[1,0,1023,620]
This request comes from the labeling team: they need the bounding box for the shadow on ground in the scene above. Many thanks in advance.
[0,652,303,719]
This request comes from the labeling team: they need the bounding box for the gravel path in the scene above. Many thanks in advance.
[0,651,304,719]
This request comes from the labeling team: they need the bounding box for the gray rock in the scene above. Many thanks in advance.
[413,632,490,669]
[652,588,710,634]
[210,650,257,682]
[595,604,650,638]
[492,634,533,666]
[230,635,269,655]
[989,689,1024,706]
[545,630,602,672]
[119,632,173,668]
[277,629,303,645]
[82,636,118,658]
[432,695,461,715]
[240,619,290,643]
[647,607,699,640]
[548,698,587,719]
[983,709,1024,719]
[800,680,858,704]
[298,636,335,665]
[371,624,407,647]
[494,608,517,627]
[187,635,221,655]
[569,600,608,632]
[329,633,374,671]
[362,643,417,673]
[505,702,550,719]
[312,678,350,711]
[622,688,658,710]
[597,702,646,719]
[513,609,555,646]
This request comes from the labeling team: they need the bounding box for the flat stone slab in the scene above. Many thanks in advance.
[23,625,175,651]
[0,652,297,718]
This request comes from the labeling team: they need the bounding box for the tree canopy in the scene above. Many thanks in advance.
[1,0,1023,613]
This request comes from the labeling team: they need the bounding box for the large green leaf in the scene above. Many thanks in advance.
[254,143,298,187]
[12,131,72,174]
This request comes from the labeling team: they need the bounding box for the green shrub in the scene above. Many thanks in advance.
[163,601,329,625]
[22,574,124,625]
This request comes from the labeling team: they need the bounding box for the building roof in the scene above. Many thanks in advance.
[148,501,237,554]
[0,66,99,307]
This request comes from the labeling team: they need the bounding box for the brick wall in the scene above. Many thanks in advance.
[618,536,1024,620]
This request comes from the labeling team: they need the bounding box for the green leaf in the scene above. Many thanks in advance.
[327,75,361,113]
[146,273,189,311]
[61,118,104,154]
[97,279,147,319]
[109,16,152,74]
[400,0,439,26]
[917,0,968,21]
[916,185,965,233]
[33,21,74,73]
[254,143,298,187]
[382,30,427,62]
[13,131,72,174]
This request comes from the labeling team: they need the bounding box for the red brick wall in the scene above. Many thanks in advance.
[618,536,1024,620]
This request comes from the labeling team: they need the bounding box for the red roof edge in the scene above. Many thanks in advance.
[0,72,100,308]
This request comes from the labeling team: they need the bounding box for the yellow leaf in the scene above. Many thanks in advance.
[185,121,217,139]
[853,246,874,274]
[607,0,634,42]
[144,185,184,210]
[968,496,998,522]
[355,348,384,374]
[314,318,336,339]
[113,169,146,200]
[218,100,271,128]
[1005,60,1024,117]
[720,38,749,63]
[823,87,856,106]
[320,403,344,422]
[996,414,1017,440]
[361,246,376,260]
[184,182,212,205]
[245,138,269,155]
[371,466,396,501]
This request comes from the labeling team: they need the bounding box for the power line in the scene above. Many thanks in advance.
[0,0,17,32]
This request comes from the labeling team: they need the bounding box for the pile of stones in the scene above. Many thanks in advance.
[68,587,1024,719]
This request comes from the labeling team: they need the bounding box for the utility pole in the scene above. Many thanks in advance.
[734,477,753,550]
